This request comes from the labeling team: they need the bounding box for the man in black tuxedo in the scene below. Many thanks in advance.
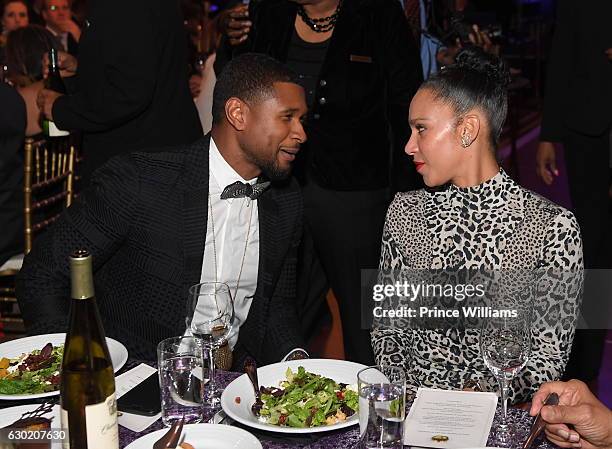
[18,53,309,367]
[535,0,612,383]
[36,0,202,186]
[217,0,423,364]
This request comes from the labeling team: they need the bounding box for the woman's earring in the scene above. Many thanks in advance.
[461,134,472,148]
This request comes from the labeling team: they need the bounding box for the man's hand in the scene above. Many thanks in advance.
[60,18,82,42]
[36,89,63,121]
[42,50,78,78]
[536,141,559,185]
[530,380,612,449]
[218,4,251,46]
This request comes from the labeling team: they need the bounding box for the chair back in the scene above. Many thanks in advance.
[23,136,75,254]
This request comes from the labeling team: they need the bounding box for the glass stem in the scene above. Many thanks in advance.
[498,376,510,428]
[207,345,216,403]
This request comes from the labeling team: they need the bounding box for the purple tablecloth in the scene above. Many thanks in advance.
[119,368,556,449]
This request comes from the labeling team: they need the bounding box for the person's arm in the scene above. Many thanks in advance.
[213,2,257,75]
[536,0,574,185]
[16,155,140,335]
[540,0,573,143]
[51,1,158,133]
[511,210,583,403]
[382,1,423,192]
[530,380,612,449]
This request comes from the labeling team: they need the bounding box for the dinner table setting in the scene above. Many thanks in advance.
[0,281,562,449]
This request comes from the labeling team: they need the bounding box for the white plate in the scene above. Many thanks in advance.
[0,333,129,400]
[125,423,262,449]
[221,358,365,434]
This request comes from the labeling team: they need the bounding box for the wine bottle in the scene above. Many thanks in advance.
[60,250,119,449]
[43,47,70,137]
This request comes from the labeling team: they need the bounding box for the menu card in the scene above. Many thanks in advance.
[404,388,497,448]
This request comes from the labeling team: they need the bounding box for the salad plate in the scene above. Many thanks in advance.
[0,333,128,400]
[125,423,262,449]
[220,358,366,434]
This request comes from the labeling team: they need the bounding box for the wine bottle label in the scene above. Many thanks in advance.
[61,392,119,449]
[45,119,70,137]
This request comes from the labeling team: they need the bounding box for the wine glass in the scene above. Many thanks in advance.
[480,310,531,446]
[187,282,234,407]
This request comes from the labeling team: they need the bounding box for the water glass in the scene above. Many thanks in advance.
[157,336,204,427]
[358,365,406,449]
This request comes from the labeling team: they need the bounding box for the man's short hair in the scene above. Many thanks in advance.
[212,53,299,124]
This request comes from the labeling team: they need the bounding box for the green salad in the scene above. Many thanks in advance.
[0,343,63,395]
[259,366,359,428]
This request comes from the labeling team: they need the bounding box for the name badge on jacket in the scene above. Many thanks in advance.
[350,54,373,63]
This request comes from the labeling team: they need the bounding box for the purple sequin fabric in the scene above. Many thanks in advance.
[119,367,557,449]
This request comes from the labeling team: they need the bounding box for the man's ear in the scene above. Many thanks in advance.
[225,97,248,131]
[456,113,481,148]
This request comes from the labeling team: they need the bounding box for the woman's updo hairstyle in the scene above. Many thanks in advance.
[421,46,511,148]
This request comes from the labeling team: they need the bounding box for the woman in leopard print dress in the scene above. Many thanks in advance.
[371,48,583,404]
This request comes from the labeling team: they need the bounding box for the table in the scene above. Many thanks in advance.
[119,367,557,449]
[0,359,557,449]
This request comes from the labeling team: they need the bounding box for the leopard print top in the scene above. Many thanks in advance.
[371,169,583,403]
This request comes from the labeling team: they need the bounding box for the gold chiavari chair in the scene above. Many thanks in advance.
[0,135,76,341]
[23,136,76,252]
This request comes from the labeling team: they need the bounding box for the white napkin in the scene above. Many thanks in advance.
[115,363,161,433]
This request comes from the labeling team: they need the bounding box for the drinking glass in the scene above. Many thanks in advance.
[358,365,406,449]
[187,282,234,407]
[480,311,531,445]
[157,336,204,426]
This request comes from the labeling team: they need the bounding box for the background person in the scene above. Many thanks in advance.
[36,0,202,187]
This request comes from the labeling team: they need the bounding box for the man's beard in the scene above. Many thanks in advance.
[244,148,291,182]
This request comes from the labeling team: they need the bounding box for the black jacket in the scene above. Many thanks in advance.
[217,0,423,191]
[0,83,25,266]
[540,0,612,141]
[17,136,305,366]
[53,0,202,184]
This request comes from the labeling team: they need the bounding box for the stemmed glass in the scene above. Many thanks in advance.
[187,282,234,407]
[480,310,531,446]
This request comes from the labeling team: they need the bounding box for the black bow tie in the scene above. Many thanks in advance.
[220,181,271,200]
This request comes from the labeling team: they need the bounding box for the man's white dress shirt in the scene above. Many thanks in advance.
[198,138,259,350]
